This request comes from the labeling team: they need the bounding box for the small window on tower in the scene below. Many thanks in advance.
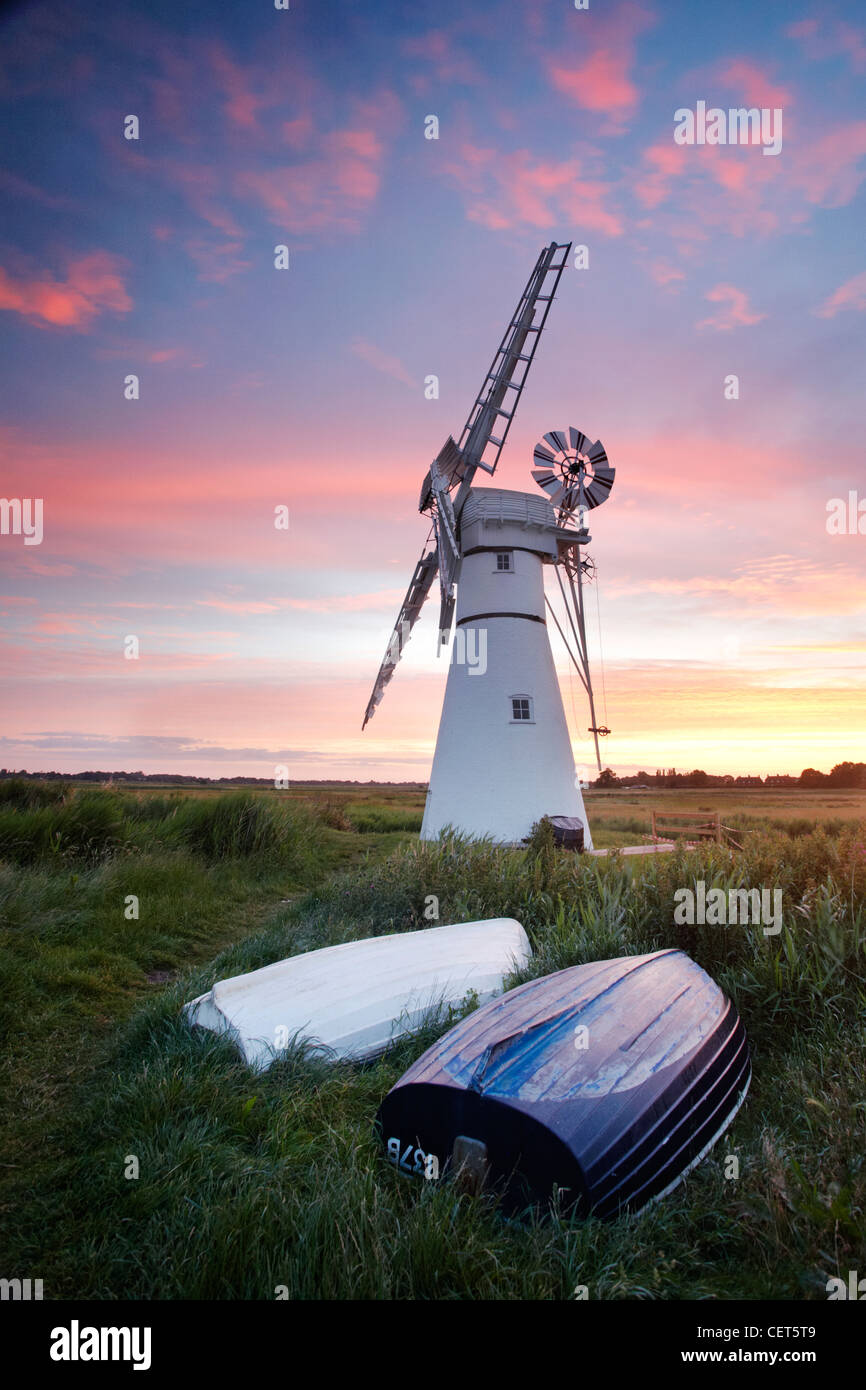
[511,696,533,722]
[495,551,513,571]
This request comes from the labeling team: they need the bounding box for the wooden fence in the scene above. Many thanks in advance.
[651,810,722,844]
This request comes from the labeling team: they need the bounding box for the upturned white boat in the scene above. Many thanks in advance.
[183,918,531,1071]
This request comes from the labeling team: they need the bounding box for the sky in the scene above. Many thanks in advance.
[0,0,864,781]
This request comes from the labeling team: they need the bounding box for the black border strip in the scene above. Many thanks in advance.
[456,612,546,626]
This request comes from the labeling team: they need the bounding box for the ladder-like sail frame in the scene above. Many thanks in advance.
[361,541,439,729]
[363,242,572,728]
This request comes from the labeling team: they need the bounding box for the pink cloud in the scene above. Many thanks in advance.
[787,19,818,40]
[815,270,866,318]
[609,429,805,511]
[148,348,184,364]
[232,90,401,237]
[631,64,866,239]
[236,126,386,234]
[786,16,866,73]
[715,59,791,111]
[16,559,79,578]
[550,51,638,116]
[634,142,688,208]
[633,134,795,241]
[629,59,802,239]
[620,555,866,620]
[207,42,268,132]
[712,158,749,192]
[350,338,414,389]
[352,89,404,135]
[635,140,776,226]
[283,116,314,150]
[697,283,766,331]
[143,42,204,143]
[125,30,316,158]
[183,238,251,284]
[402,29,483,86]
[0,425,426,574]
[789,121,866,207]
[113,61,400,266]
[282,590,405,614]
[0,167,77,212]
[0,252,131,330]
[445,144,622,235]
[649,261,685,287]
[32,617,92,635]
[159,161,243,238]
[547,2,654,129]
[92,341,199,366]
[195,599,281,615]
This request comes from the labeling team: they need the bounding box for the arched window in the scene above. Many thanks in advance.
[510,695,533,722]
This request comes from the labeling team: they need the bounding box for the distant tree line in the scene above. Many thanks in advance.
[592,763,866,790]
[0,770,428,789]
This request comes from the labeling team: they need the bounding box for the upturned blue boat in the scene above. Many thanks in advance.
[377,949,750,1217]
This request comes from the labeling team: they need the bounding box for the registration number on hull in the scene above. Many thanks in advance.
[385,1136,440,1181]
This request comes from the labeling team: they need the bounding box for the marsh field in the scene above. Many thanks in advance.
[0,778,863,1300]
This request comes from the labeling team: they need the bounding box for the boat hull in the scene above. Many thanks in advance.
[377,949,750,1217]
[184,918,531,1070]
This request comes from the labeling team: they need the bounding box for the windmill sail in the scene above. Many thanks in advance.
[428,459,460,640]
[418,435,464,513]
[417,242,572,520]
[362,543,439,729]
[450,241,571,517]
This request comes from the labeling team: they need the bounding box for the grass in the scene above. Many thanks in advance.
[0,783,864,1299]
[579,788,866,850]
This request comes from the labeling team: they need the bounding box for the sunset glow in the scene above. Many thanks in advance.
[1,0,864,781]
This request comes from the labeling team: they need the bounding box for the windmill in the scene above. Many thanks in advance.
[362,242,615,846]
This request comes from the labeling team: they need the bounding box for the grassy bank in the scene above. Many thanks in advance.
[0,785,402,1217]
[1,785,864,1299]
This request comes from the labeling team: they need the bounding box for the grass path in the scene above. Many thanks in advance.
[0,825,404,1224]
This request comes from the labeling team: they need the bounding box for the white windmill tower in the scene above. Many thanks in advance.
[362,243,615,847]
